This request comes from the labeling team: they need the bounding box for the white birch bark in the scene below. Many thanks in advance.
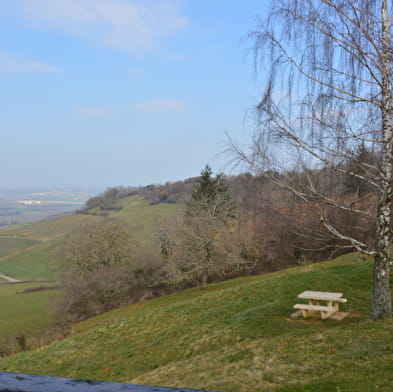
[372,0,392,319]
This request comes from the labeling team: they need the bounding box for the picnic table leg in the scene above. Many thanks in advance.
[303,299,319,317]
[321,300,339,319]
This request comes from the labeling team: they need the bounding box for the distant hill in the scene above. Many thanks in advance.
[1,253,392,391]
[0,195,181,281]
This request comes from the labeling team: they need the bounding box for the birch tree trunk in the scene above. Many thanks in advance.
[373,0,392,319]
[373,191,392,318]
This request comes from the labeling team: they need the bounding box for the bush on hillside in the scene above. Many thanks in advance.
[51,218,167,324]
[161,166,247,288]
[79,186,139,213]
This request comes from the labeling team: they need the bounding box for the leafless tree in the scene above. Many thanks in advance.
[230,0,393,319]
[164,166,240,288]
[55,217,133,275]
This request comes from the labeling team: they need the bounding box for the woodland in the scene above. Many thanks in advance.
[52,154,377,324]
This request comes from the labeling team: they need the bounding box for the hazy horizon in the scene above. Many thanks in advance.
[1,0,268,189]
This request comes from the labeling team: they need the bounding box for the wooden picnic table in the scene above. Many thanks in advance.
[294,290,347,319]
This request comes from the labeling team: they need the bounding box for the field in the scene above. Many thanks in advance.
[0,283,58,341]
[5,196,391,391]
[0,205,82,227]
[0,241,55,280]
[0,214,100,348]
[0,214,101,242]
[1,253,392,391]
[0,196,180,281]
[90,196,182,247]
[0,214,100,280]
[0,196,181,346]
[0,238,39,258]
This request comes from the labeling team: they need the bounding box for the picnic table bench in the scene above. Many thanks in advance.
[294,291,347,319]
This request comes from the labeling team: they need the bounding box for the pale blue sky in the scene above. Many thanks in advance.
[0,0,269,188]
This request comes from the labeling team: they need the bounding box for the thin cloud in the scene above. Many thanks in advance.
[129,67,143,76]
[0,52,61,73]
[74,99,187,116]
[16,0,188,55]
[74,104,115,117]
[131,99,188,113]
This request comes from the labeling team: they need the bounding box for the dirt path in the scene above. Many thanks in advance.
[0,273,22,283]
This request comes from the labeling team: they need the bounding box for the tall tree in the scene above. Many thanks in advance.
[185,165,235,223]
[167,165,237,287]
[230,0,393,319]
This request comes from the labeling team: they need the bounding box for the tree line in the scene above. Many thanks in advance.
[52,157,378,324]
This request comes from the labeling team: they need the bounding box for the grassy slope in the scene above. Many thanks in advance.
[0,238,39,258]
[0,196,180,342]
[0,196,180,280]
[2,254,392,392]
[0,283,58,340]
[0,213,101,242]
[0,241,55,280]
[0,214,101,280]
[93,196,182,247]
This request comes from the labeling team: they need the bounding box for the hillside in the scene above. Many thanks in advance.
[0,282,58,344]
[0,196,181,345]
[0,214,100,280]
[2,254,392,392]
[0,195,181,280]
[0,213,101,344]
[86,195,182,247]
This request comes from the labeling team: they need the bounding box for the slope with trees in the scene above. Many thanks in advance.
[161,165,241,287]
[52,217,167,323]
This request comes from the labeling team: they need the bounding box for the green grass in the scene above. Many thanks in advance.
[94,196,182,247]
[0,214,100,241]
[0,196,180,280]
[0,196,181,357]
[0,283,58,341]
[0,196,181,351]
[0,241,55,280]
[0,214,101,280]
[0,237,39,258]
[1,254,392,391]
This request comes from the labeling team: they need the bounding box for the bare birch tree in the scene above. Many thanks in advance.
[230,0,393,319]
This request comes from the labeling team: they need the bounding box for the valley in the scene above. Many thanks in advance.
[0,187,101,228]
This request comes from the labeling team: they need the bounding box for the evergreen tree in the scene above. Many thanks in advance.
[169,165,237,287]
[185,165,235,222]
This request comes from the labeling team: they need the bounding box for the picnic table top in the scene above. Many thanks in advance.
[298,291,344,301]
